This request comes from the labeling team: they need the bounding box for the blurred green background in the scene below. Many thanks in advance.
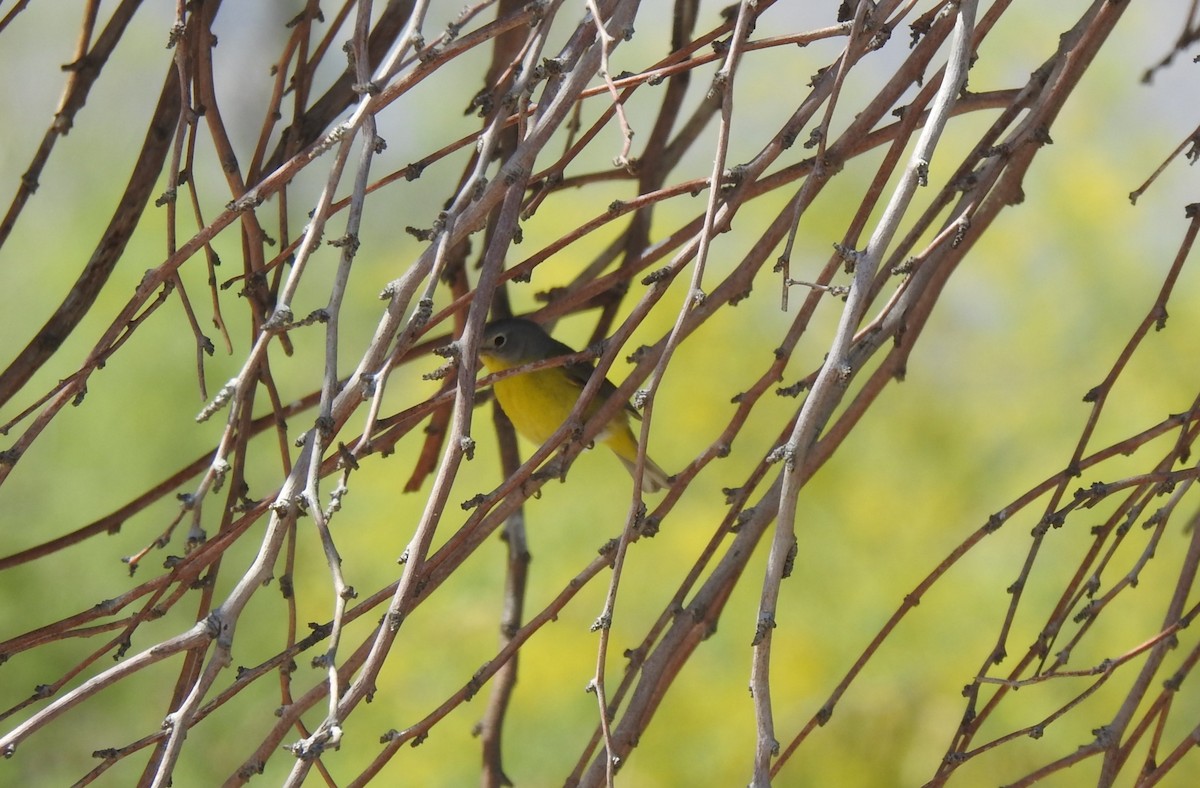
[2,2,1199,786]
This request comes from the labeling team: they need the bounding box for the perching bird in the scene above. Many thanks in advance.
[478,318,670,493]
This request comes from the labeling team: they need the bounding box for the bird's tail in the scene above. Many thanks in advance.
[617,453,671,494]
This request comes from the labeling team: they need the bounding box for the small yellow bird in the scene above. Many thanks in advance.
[478,318,670,493]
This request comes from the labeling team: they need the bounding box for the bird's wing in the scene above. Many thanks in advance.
[563,356,641,421]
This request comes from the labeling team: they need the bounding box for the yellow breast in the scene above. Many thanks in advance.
[490,366,585,445]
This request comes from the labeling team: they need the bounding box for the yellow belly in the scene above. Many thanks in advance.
[492,367,593,445]
[481,355,667,491]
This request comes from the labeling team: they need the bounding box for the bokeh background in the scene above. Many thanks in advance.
[2,2,1199,785]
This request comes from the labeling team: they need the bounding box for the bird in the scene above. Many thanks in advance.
[477,317,670,493]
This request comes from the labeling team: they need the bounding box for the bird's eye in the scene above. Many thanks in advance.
[492,334,506,348]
